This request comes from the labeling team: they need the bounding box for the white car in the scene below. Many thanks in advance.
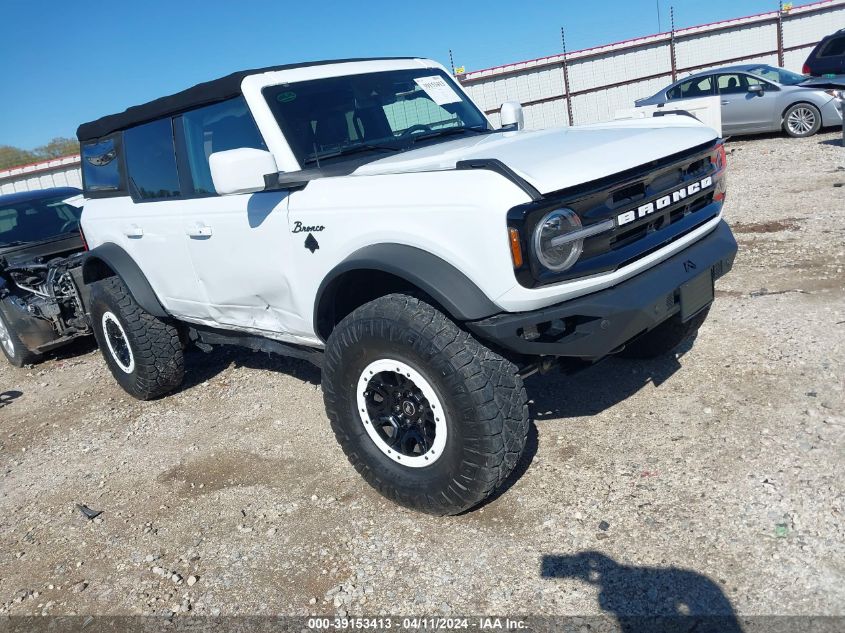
[76,57,737,515]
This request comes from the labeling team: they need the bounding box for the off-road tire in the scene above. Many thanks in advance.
[782,103,822,138]
[89,276,184,400]
[619,306,711,359]
[0,305,41,367]
[322,294,529,515]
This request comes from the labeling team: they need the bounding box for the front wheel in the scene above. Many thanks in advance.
[89,276,184,400]
[0,307,41,367]
[783,103,821,138]
[321,294,529,515]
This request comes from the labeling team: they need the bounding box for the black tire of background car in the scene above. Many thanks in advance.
[618,306,711,359]
[89,276,184,400]
[782,102,822,138]
[0,308,42,367]
[321,293,530,516]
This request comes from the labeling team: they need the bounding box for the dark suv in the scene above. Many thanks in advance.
[804,29,845,77]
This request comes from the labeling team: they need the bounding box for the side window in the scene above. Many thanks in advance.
[716,74,746,95]
[667,76,714,100]
[180,97,266,195]
[820,35,845,58]
[81,137,122,192]
[123,119,181,201]
[745,75,775,91]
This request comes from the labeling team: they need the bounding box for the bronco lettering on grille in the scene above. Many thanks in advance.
[616,175,713,227]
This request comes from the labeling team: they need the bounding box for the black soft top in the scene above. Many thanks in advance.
[77,57,418,142]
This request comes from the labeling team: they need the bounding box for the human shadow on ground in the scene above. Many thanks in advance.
[0,390,23,408]
[541,551,742,633]
[819,137,844,148]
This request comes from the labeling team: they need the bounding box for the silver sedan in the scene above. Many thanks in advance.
[635,64,843,137]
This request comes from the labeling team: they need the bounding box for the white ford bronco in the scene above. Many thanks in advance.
[76,58,736,515]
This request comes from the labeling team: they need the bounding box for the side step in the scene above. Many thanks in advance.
[188,325,323,368]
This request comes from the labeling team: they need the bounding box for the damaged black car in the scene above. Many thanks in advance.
[0,187,91,366]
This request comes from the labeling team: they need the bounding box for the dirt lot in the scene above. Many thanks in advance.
[1,131,843,621]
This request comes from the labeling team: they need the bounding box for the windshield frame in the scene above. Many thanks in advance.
[261,68,492,168]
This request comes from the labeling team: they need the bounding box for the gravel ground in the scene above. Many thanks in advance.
[1,130,843,621]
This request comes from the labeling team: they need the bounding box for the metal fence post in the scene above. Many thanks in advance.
[669,7,678,81]
[776,2,785,67]
[560,28,575,127]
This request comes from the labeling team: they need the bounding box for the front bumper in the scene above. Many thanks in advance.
[467,220,737,359]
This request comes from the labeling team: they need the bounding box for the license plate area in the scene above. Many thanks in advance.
[680,270,714,321]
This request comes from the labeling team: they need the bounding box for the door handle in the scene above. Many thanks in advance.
[123,224,144,238]
[186,223,213,238]
[721,100,730,105]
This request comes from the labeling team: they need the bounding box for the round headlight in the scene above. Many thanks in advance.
[533,208,584,271]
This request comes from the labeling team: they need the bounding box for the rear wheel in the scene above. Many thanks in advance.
[619,306,711,359]
[0,307,41,367]
[89,276,184,400]
[321,294,529,515]
[783,103,821,138]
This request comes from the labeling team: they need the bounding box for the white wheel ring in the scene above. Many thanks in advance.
[101,311,135,374]
[356,359,448,468]
[0,316,15,356]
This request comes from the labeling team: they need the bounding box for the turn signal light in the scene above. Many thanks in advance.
[712,144,727,172]
[508,227,523,268]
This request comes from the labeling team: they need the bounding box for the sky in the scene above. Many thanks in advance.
[1,0,792,149]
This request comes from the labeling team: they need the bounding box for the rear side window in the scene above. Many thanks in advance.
[123,119,181,201]
[819,35,845,58]
[81,138,122,192]
[180,97,266,195]
[667,76,714,100]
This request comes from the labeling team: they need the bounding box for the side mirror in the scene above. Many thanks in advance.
[500,101,525,130]
[209,148,278,195]
[748,84,764,95]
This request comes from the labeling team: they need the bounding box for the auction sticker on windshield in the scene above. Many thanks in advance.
[414,75,462,105]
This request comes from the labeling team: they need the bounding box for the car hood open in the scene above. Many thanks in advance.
[353,118,718,195]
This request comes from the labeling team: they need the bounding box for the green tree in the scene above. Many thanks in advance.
[34,137,80,159]
[0,137,80,171]
[0,145,37,170]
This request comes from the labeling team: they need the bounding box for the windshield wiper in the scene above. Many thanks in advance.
[0,233,78,249]
[406,126,490,144]
[304,143,403,165]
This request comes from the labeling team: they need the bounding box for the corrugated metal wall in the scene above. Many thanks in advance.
[461,0,845,130]
[0,156,82,195]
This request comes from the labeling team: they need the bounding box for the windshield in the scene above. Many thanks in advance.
[0,195,82,247]
[263,68,491,165]
[747,65,806,85]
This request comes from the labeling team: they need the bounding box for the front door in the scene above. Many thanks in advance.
[716,73,778,133]
[173,98,300,338]
[180,191,298,336]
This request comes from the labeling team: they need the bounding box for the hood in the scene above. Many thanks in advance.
[0,234,83,266]
[799,75,845,90]
[353,118,717,195]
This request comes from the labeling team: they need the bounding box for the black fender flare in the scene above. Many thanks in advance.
[81,243,168,318]
[314,243,500,337]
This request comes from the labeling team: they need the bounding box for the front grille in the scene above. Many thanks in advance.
[510,141,725,288]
